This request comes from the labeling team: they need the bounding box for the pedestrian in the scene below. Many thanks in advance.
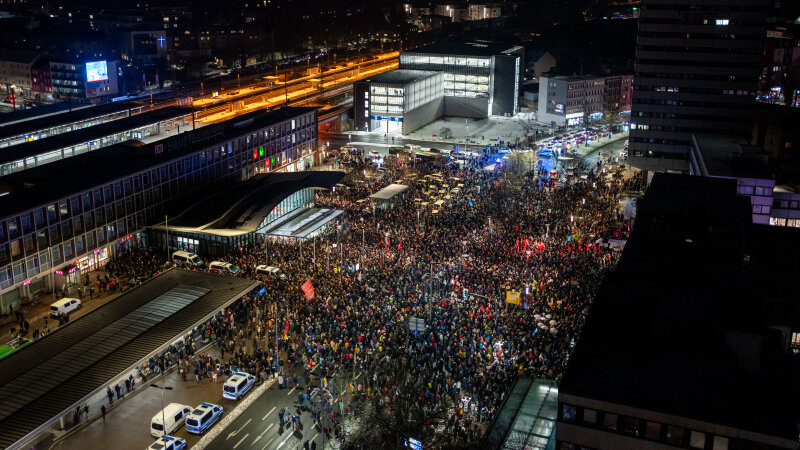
[114,383,122,399]
[106,386,114,404]
[101,405,107,422]
[125,377,131,392]
[279,408,285,427]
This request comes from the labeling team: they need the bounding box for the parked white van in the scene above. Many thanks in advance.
[223,371,256,400]
[172,251,204,268]
[150,403,192,437]
[50,298,81,318]
[255,265,286,280]
[208,261,240,275]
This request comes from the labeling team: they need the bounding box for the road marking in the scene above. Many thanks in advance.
[262,406,276,421]
[261,435,277,450]
[275,430,294,449]
[287,386,296,396]
[253,423,274,444]
[310,433,319,444]
[233,433,249,449]
[227,418,252,439]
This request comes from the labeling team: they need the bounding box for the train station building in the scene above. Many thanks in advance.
[0,106,320,312]
[148,171,345,257]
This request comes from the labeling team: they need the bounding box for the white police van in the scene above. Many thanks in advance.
[223,371,256,400]
[209,261,240,275]
[184,402,223,435]
[146,435,186,450]
[172,251,204,268]
[255,265,286,280]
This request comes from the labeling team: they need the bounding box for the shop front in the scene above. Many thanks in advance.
[566,112,584,127]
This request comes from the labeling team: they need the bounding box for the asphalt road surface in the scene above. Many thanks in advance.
[206,369,361,450]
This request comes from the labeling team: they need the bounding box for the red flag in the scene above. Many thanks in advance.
[301,279,314,300]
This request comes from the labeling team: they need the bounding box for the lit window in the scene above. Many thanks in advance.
[715,19,729,25]
[690,431,706,448]
[713,436,729,450]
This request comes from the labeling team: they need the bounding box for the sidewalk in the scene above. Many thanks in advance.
[52,345,228,450]
[0,270,129,354]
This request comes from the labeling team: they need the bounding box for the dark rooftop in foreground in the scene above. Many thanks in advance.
[0,100,144,142]
[561,173,800,442]
[405,40,519,57]
[0,269,257,449]
[160,171,345,236]
[0,106,317,214]
[691,133,774,180]
[359,69,439,85]
[0,106,190,166]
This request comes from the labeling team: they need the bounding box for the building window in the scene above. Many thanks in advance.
[603,413,618,431]
[792,332,800,347]
[690,431,706,449]
[621,417,640,436]
[561,404,577,422]
[715,19,729,25]
[666,425,685,445]
[713,436,729,450]
[582,409,597,424]
[645,421,661,440]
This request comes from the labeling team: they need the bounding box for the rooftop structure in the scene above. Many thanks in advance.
[150,171,344,247]
[0,105,191,176]
[359,69,439,85]
[0,269,257,449]
[557,173,800,449]
[0,101,146,148]
[407,40,519,57]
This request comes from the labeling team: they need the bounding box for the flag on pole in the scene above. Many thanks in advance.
[301,279,314,300]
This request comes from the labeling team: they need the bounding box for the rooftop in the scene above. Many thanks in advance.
[0,102,93,126]
[359,69,439,85]
[0,101,143,142]
[369,183,409,200]
[560,173,800,443]
[0,269,257,449]
[0,106,318,215]
[0,105,190,167]
[157,171,344,236]
[691,133,774,180]
[405,40,519,57]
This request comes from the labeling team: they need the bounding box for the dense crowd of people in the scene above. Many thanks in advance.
[51,146,631,446]
[181,151,631,447]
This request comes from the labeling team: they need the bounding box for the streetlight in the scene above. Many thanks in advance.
[151,384,174,437]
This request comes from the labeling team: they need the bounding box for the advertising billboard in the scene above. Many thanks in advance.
[86,61,109,83]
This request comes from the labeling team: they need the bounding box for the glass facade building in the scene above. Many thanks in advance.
[0,107,318,310]
[400,54,491,99]
[354,70,443,134]
[399,41,524,117]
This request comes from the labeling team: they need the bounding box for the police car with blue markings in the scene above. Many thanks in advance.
[184,402,223,435]
[146,435,186,450]
[223,371,256,400]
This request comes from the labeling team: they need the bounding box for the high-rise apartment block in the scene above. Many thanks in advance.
[629,0,768,173]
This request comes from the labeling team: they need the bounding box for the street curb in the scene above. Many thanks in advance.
[191,377,277,450]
